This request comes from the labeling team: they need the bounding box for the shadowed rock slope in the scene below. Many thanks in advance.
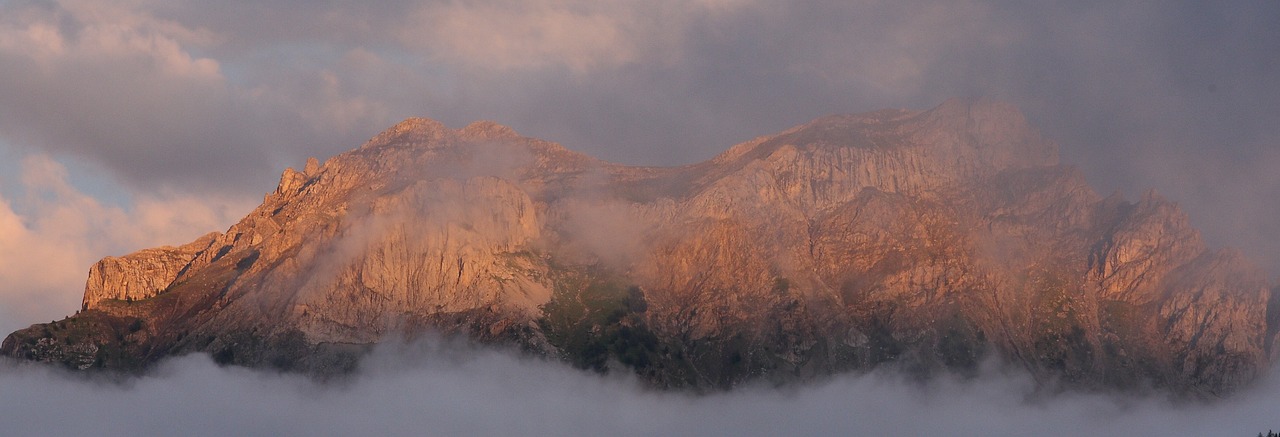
[4,98,1275,396]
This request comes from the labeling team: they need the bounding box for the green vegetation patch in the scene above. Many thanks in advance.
[2,311,147,371]
[1028,269,1095,378]
[538,267,660,375]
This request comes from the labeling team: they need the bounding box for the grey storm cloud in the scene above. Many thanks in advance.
[2,0,1276,204]
[3,1,1277,266]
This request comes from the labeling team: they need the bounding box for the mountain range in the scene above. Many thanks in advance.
[4,98,1275,397]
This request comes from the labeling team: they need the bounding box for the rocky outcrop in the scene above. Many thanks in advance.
[4,98,1274,397]
[81,232,220,309]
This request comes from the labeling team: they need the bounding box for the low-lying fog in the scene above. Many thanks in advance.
[2,340,1276,436]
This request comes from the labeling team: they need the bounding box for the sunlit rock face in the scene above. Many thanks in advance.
[3,98,1273,397]
[82,232,221,309]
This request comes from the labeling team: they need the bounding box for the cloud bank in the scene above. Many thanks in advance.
[1,341,1278,436]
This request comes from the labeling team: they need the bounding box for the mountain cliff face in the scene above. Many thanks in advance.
[4,98,1274,396]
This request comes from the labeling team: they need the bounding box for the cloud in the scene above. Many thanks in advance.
[407,1,642,73]
[0,154,250,335]
[555,197,654,268]
[3,1,1278,262]
[394,0,760,74]
[0,0,392,197]
[1,340,1278,436]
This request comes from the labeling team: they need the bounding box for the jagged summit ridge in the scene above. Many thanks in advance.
[360,116,452,149]
[359,117,527,151]
[718,97,1054,163]
[4,99,1273,397]
[460,120,521,140]
[695,98,1061,213]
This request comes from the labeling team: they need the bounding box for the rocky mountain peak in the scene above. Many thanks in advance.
[303,157,321,176]
[912,96,1059,168]
[714,99,1055,174]
[460,120,521,141]
[360,117,454,150]
[5,99,1273,398]
[81,231,222,309]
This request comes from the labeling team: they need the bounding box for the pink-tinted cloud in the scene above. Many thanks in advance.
[0,155,251,333]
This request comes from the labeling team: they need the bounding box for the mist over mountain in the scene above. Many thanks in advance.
[3,98,1276,400]
[3,339,1280,436]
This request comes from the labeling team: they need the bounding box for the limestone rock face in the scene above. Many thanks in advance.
[4,98,1274,397]
[82,232,220,309]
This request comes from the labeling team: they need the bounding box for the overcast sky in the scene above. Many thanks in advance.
[0,1,1278,433]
